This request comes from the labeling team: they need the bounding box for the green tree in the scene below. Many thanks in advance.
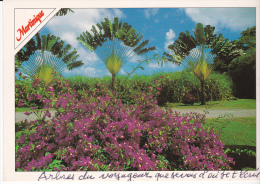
[163,23,241,105]
[228,26,256,99]
[16,33,83,85]
[55,8,74,16]
[77,17,155,91]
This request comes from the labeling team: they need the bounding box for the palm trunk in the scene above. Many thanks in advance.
[112,74,116,91]
[201,80,206,105]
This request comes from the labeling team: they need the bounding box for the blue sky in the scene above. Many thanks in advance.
[38,8,256,78]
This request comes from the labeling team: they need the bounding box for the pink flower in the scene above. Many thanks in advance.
[24,111,30,116]
[36,95,42,100]
[42,99,51,104]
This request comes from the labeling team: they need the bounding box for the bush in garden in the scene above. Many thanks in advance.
[16,70,234,108]
[16,72,31,107]
[15,73,74,108]
[65,70,233,106]
[16,83,234,171]
[182,94,196,105]
[152,71,234,105]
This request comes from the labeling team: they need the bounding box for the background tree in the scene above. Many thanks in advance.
[55,8,74,16]
[16,33,83,85]
[226,26,256,99]
[77,17,155,91]
[163,23,241,105]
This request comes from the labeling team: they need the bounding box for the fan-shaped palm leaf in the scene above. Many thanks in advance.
[21,50,74,85]
[77,17,155,91]
[163,23,240,105]
[16,33,83,77]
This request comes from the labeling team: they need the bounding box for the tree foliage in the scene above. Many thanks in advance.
[163,24,241,68]
[228,26,256,99]
[55,8,74,16]
[163,23,241,105]
[16,33,83,85]
[77,17,155,90]
[16,33,83,71]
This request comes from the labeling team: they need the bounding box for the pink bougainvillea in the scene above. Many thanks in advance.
[15,80,234,171]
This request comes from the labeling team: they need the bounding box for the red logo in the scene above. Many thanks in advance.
[16,10,44,41]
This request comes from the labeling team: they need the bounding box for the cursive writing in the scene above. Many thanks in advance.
[16,10,44,41]
[38,171,74,181]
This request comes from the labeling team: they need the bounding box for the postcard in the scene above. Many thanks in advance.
[2,0,260,183]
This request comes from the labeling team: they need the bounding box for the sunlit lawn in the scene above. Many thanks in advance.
[205,117,256,146]
[16,99,256,112]
[205,117,256,170]
[15,107,55,112]
[165,99,256,110]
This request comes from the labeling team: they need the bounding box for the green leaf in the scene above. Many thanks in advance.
[15,145,19,152]
[139,66,144,70]
[45,152,51,157]
[195,23,206,45]
[153,54,159,58]
[31,144,35,150]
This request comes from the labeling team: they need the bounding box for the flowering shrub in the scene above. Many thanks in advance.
[66,71,233,106]
[15,83,234,171]
[16,71,234,108]
[182,94,197,105]
[15,72,31,107]
[15,73,74,109]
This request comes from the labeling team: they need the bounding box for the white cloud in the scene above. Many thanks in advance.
[166,29,176,40]
[113,8,126,18]
[120,69,126,75]
[166,62,178,69]
[106,72,112,76]
[44,9,126,76]
[148,62,161,69]
[63,66,105,77]
[164,29,176,50]
[184,8,256,31]
[47,9,126,35]
[77,48,99,65]
[123,49,144,63]
[144,8,159,19]
[129,55,144,63]
[60,32,78,48]
[63,66,94,76]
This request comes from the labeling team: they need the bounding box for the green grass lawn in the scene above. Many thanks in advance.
[16,99,256,112]
[205,117,256,170]
[165,99,256,110]
[205,117,256,146]
[15,107,55,112]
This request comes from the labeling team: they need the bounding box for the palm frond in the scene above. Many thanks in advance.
[78,17,155,67]
[55,8,74,16]
[16,33,83,74]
